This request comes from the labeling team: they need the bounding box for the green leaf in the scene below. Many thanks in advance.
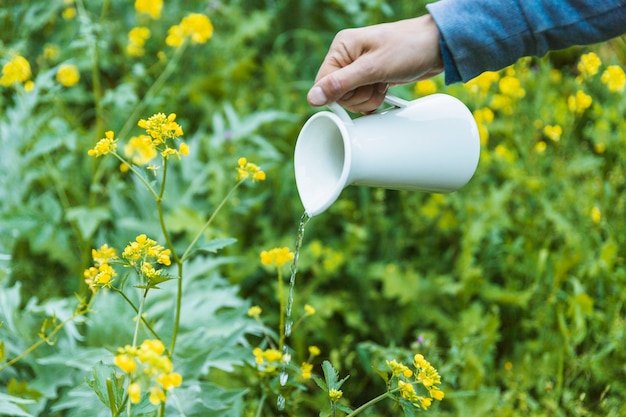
[85,362,126,415]
[321,360,349,391]
[65,206,111,240]
[0,392,35,417]
[195,238,238,255]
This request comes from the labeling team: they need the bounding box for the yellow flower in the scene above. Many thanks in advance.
[92,244,117,264]
[494,144,515,163]
[138,113,183,143]
[308,345,321,357]
[260,247,294,267]
[465,71,499,96]
[601,65,626,92]
[62,4,76,20]
[166,13,213,47]
[237,157,266,182]
[128,382,141,404]
[328,389,343,402]
[543,124,562,142]
[398,380,419,402]
[263,349,283,363]
[568,90,592,114]
[156,372,182,390]
[577,52,602,79]
[135,0,162,19]
[247,305,262,318]
[534,141,547,154]
[304,304,316,316]
[179,142,189,156]
[414,79,437,96]
[498,75,525,99]
[419,396,433,410]
[56,63,80,87]
[301,362,313,379]
[1,55,31,86]
[149,386,166,405]
[431,387,445,401]
[387,359,412,378]
[413,354,442,388]
[88,131,117,157]
[591,206,601,224]
[127,27,151,57]
[114,354,137,374]
[125,135,157,165]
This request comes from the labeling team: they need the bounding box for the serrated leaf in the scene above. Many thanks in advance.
[0,392,35,417]
[86,362,126,414]
[321,360,349,391]
[195,238,238,255]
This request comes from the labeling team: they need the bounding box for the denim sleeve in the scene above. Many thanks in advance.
[426,0,626,84]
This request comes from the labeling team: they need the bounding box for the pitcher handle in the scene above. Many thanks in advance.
[384,94,410,108]
[328,94,408,122]
[327,102,353,125]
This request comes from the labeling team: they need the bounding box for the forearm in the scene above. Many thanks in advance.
[427,0,626,83]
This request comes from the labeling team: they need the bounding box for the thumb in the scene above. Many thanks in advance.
[307,63,374,106]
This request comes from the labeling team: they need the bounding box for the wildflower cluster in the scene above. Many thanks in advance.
[84,244,118,291]
[88,131,117,157]
[0,54,33,90]
[127,27,151,57]
[114,339,182,405]
[122,234,172,287]
[260,247,293,267]
[300,344,321,379]
[136,112,188,160]
[252,347,288,375]
[134,0,163,19]
[237,157,266,182]
[386,353,444,411]
[166,13,213,47]
[56,63,80,87]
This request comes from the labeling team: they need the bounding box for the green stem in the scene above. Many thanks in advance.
[181,180,245,262]
[117,41,189,142]
[112,152,159,200]
[132,289,149,348]
[0,296,93,373]
[169,261,184,356]
[106,378,118,417]
[110,287,164,349]
[254,393,267,417]
[345,388,399,417]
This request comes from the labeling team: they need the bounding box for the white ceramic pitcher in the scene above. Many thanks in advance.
[294,93,480,217]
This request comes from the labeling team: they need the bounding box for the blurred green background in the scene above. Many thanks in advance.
[1,0,625,416]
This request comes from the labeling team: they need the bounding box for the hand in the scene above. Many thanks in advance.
[307,15,443,113]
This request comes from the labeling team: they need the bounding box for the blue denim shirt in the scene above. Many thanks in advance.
[426,0,626,84]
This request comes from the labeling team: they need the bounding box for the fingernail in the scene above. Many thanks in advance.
[308,86,327,106]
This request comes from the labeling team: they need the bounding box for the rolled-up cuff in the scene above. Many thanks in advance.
[439,37,462,84]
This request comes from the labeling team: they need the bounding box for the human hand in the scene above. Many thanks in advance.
[307,15,443,113]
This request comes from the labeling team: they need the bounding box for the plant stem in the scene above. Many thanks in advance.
[345,388,399,417]
[0,295,93,373]
[110,287,164,349]
[181,180,244,262]
[117,41,189,142]
[254,393,267,417]
[132,289,149,348]
[112,152,159,200]
[169,261,184,357]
